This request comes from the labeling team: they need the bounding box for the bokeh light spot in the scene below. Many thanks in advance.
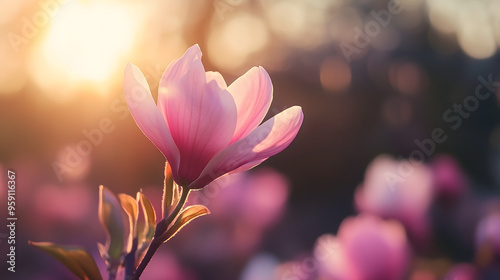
[208,12,269,71]
[457,23,496,60]
[389,62,425,95]
[320,56,351,93]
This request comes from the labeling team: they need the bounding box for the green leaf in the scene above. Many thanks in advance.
[162,161,175,219]
[135,192,158,266]
[139,192,156,241]
[96,243,107,261]
[161,205,210,243]
[118,193,138,238]
[98,185,127,260]
[29,241,103,280]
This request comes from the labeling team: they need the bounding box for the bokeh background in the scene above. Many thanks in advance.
[1,0,500,279]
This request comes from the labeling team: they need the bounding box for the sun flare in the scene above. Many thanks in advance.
[37,2,136,85]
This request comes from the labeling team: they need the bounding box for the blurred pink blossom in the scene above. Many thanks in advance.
[123,45,303,190]
[179,169,289,261]
[431,155,468,200]
[443,263,478,280]
[33,183,93,223]
[355,155,434,241]
[476,211,500,254]
[240,253,280,280]
[316,214,410,280]
[30,183,95,239]
[140,250,197,280]
[408,270,437,280]
[28,182,101,247]
[204,168,289,229]
[273,260,317,280]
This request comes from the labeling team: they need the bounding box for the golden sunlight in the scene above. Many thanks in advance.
[29,1,136,99]
[44,2,135,81]
[0,42,27,96]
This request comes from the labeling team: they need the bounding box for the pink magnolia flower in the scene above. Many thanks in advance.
[124,45,303,189]
[316,214,410,280]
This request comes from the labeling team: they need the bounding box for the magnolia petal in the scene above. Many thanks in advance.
[29,241,103,280]
[123,63,180,171]
[158,44,203,91]
[228,158,267,175]
[206,71,228,89]
[228,66,273,143]
[158,48,237,185]
[189,106,303,189]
